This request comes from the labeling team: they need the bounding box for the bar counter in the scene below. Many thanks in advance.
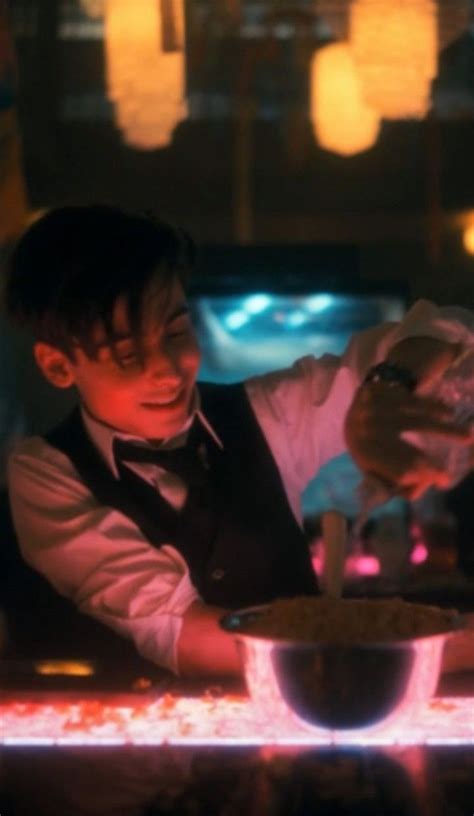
[1,549,473,814]
[1,670,473,816]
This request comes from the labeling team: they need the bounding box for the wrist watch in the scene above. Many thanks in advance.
[363,361,418,392]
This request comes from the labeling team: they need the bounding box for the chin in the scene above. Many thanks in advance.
[140,410,190,439]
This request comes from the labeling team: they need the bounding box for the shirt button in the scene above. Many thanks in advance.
[211,568,225,581]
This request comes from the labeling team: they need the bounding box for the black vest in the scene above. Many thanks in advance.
[45,382,318,609]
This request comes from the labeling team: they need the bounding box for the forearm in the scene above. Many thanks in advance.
[177,601,242,676]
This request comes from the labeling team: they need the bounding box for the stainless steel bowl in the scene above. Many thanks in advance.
[221,602,463,737]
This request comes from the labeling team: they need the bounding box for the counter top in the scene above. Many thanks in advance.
[1,674,473,816]
[0,671,473,747]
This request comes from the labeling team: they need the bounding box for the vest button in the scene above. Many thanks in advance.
[211,568,225,581]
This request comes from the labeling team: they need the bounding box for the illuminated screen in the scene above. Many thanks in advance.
[190,292,405,383]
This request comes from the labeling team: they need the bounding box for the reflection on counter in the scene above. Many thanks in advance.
[1,740,474,816]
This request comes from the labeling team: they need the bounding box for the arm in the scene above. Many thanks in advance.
[8,437,231,675]
[177,601,241,676]
[245,300,474,506]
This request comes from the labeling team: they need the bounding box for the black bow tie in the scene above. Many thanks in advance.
[113,436,208,487]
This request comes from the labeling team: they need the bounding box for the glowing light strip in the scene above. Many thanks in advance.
[0,695,473,747]
[2,735,474,748]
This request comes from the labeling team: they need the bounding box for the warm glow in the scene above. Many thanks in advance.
[463,224,474,255]
[310,43,380,156]
[79,0,105,17]
[104,0,188,150]
[0,694,473,746]
[350,0,437,120]
[34,660,95,677]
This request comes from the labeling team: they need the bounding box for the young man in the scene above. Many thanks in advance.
[4,206,473,675]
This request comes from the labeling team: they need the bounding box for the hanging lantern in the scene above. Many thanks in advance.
[79,0,105,18]
[104,0,187,150]
[310,43,380,156]
[350,0,437,120]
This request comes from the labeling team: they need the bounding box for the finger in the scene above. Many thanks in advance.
[390,473,445,501]
[355,390,457,430]
[364,385,454,416]
[397,459,451,499]
[400,395,455,419]
[361,440,449,492]
[401,420,472,440]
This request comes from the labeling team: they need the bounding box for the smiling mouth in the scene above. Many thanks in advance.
[141,390,184,409]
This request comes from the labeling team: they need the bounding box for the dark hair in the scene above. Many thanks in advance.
[3,205,195,359]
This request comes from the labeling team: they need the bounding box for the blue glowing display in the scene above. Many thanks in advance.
[243,293,272,314]
[224,310,250,330]
[191,292,404,383]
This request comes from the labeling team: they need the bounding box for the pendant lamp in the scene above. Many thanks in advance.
[310,42,380,156]
[104,0,187,150]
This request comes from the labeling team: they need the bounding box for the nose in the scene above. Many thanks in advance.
[145,346,182,387]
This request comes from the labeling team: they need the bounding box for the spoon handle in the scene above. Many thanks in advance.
[321,510,347,599]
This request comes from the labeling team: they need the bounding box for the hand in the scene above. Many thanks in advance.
[345,381,473,500]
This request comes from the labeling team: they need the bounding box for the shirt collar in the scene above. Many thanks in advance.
[80,387,223,479]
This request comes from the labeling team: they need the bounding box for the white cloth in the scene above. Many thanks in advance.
[7,300,474,672]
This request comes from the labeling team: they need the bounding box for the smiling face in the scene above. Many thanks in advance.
[34,276,201,441]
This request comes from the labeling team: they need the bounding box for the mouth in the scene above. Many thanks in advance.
[140,389,185,409]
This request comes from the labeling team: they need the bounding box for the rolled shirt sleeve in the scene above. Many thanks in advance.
[7,438,200,673]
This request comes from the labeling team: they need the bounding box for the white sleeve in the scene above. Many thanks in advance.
[7,437,200,673]
[386,299,474,349]
[245,299,474,512]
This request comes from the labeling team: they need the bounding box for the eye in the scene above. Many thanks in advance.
[112,343,141,367]
[168,328,188,339]
[118,352,139,366]
[167,316,192,339]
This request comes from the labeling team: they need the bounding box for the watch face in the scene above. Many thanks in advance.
[365,363,417,391]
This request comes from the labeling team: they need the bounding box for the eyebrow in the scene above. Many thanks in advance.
[166,303,190,323]
[93,303,191,350]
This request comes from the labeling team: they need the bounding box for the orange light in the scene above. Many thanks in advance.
[350,0,437,120]
[34,660,95,677]
[104,0,187,150]
[310,43,380,156]
[462,224,474,255]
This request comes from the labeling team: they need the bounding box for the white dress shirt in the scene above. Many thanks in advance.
[7,300,474,672]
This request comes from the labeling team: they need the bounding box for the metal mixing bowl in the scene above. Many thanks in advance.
[221,602,462,737]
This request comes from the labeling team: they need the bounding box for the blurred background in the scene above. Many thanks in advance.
[2,0,474,296]
[1,0,474,602]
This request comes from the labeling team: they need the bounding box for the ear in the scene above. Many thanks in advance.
[33,342,76,389]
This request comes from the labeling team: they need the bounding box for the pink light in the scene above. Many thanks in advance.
[0,693,473,746]
[410,542,429,565]
[311,552,324,576]
[345,553,380,576]
[312,542,380,577]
